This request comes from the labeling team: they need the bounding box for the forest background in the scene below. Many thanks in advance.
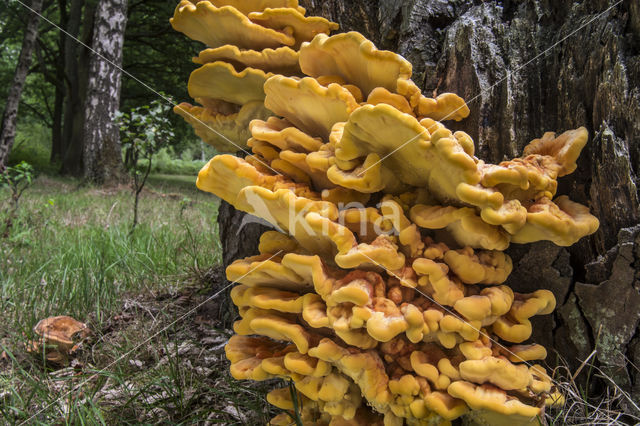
[0,0,211,177]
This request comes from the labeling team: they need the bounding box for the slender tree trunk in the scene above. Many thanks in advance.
[82,0,128,184]
[50,82,64,163]
[32,34,65,164]
[58,0,83,172]
[131,155,152,232]
[49,0,67,163]
[0,0,44,171]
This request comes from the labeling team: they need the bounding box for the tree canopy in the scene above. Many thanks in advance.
[0,0,206,174]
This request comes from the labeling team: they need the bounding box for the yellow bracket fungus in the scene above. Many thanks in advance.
[264,75,360,140]
[299,32,412,96]
[188,61,270,105]
[203,0,305,15]
[248,7,338,49]
[172,1,599,423]
[174,101,270,152]
[171,0,294,49]
[193,45,301,74]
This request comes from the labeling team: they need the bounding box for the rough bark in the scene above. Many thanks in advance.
[82,0,128,184]
[0,0,44,171]
[215,0,640,405]
[60,0,98,175]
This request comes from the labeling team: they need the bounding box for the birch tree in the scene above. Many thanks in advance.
[82,0,128,183]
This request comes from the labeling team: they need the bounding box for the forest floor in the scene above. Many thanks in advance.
[1,175,634,425]
[0,175,279,424]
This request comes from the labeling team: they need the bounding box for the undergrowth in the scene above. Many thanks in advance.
[0,175,280,424]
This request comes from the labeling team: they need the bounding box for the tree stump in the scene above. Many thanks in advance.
[215,0,640,407]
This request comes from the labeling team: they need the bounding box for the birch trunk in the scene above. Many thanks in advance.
[0,0,44,171]
[82,0,128,183]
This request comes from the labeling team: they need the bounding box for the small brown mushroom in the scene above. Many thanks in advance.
[28,316,90,365]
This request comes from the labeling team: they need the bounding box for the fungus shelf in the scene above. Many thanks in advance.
[172,1,599,424]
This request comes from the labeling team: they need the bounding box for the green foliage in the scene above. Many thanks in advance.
[117,99,175,230]
[1,161,35,236]
[8,121,56,171]
[118,99,175,168]
[152,157,207,176]
[1,1,60,135]
[1,0,204,172]
[0,161,34,193]
[0,1,25,111]
[154,145,175,166]
[180,147,193,161]
[120,0,202,149]
[138,147,207,175]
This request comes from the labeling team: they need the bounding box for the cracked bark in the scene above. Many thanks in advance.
[215,0,640,407]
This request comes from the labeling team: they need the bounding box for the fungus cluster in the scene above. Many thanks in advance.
[172,1,599,424]
[171,0,337,151]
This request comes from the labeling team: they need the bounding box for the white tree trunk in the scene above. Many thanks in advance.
[83,0,128,183]
[0,0,44,171]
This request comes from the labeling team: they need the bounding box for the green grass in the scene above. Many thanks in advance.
[0,174,220,325]
[0,174,280,424]
[0,174,288,425]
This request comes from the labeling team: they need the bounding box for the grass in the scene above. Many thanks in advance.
[0,174,220,324]
[546,354,640,425]
[0,174,280,425]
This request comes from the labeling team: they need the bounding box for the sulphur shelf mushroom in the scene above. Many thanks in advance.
[173,0,595,424]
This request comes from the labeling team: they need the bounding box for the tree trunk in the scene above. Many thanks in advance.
[82,0,128,184]
[215,0,640,407]
[60,0,97,175]
[57,0,85,174]
[0,0,44,171]
[63,0,95,176]
[50,79,64,163]
[49,0,68,163]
